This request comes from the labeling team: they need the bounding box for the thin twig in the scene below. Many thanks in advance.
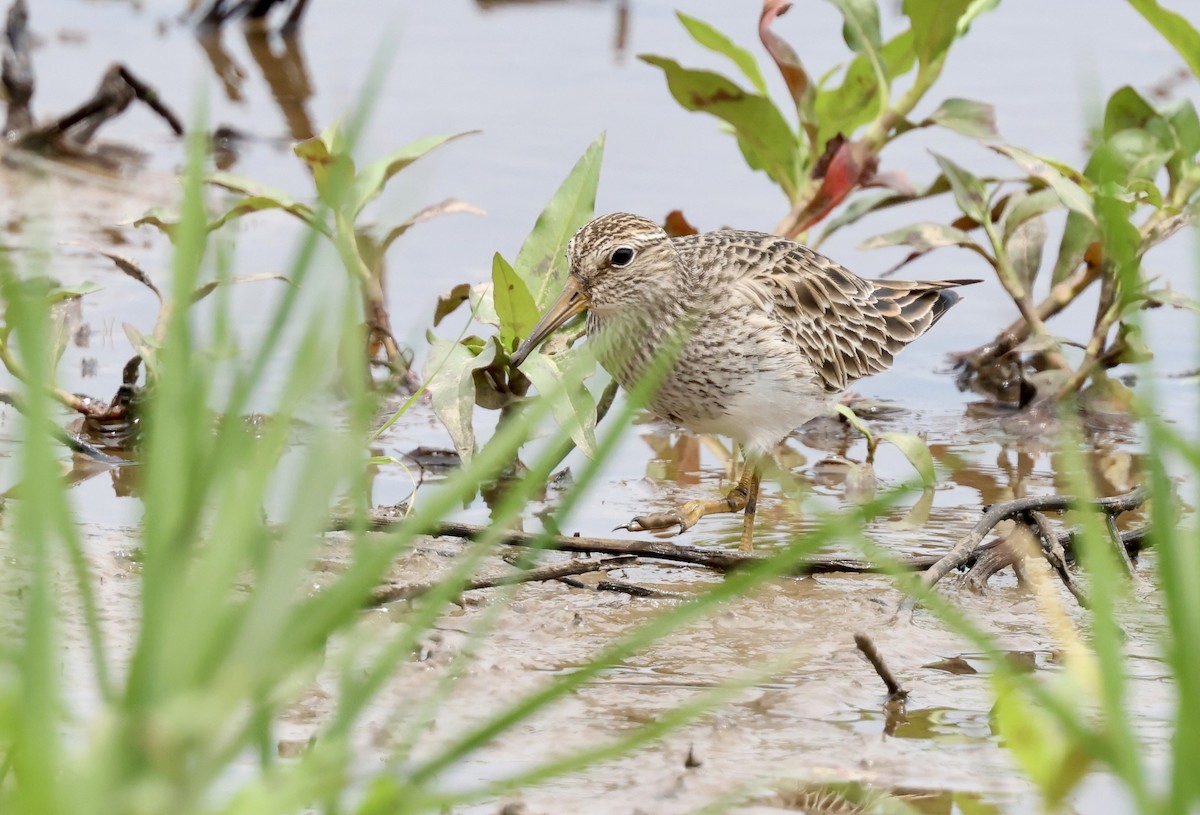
[0,389,131,464]
[854,632,907,702]
[558,574,683,599]
[340,514,942,575]
[1027,510,1089,608]
[904,487,1146,612]
[1105,513,1138,576]
[367,555,636,607]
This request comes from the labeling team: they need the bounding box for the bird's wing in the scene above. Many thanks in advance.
[708,233,966,393]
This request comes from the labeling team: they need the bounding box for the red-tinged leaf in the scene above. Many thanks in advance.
[793,139,877,233]
[759,0,811,109]
[664,210,699,237]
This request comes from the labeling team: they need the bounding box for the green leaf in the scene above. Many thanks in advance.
[932,152,990,223]
[640,56,801,200]
[513,133,606,309]
[293,125,356,207]
[189,273,291,305]
[491,253,539,350]
[469,281,501,328]
[826,0,883,53]
[927,97,999,140]
[835,404,874,446]
[818,174,951,245]
[814,29,915,148]
[676,12,767,94]
[379,198,486,255]
[131,208,179,240]
[1126,0,1200,80]
[1164,99,1200,159]
[206,172,324,228]
[1090,129,1173,187]
[957,0,1001,33]
[1051,210,1098,284]
[520,351,599,458]
[859,221,977,252]
[206,172,294,199]
[1004,214,1048,288]
[1000,188,1062,243]
[822,0,889,121]
[122,322,158,375]
[207,195,324,236]
[423,339,496,461]
[904,0,974,74]
[879,431,936,487]
[991,145,1095,223]
[992,682,1093,807]
[1103,86,1159,139]
[346,131,478,218]
[817,190,902,243]
[1143,288,1200,313]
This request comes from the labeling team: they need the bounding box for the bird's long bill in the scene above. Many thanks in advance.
[510,277,588,367]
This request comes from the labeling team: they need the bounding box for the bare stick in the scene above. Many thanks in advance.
[1105,514,1138,576]
[903,487,1146,613]
[1027,510,1089,608]
[339,513,943,575]
[854,632,907,701]
[367,555,636,607]
[558,574,683,599]
[916,488,1145,592]
[333,501,1149,582]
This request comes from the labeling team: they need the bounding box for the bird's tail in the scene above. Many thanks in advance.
[868,278,981,344]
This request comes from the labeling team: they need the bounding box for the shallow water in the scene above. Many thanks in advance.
[0,1,1197,812]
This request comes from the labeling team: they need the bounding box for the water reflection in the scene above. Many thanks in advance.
[196,23,316,147]
[602,402,1146,559]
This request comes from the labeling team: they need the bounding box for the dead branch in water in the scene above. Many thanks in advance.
[903,486,1146,613]
[338,489,1151,591]
[368,554,638,607]
[337,512,943,575]
[2,0,182,167]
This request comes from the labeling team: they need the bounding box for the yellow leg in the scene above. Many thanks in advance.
[620,465,758,535]
[738,467,762,552]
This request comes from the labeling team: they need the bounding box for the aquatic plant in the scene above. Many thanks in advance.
[643,0,1200,404]
[138,122,482,384]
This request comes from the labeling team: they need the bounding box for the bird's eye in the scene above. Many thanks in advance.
[610,246,636,267]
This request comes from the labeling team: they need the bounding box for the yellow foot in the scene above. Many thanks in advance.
[616,500,709,534]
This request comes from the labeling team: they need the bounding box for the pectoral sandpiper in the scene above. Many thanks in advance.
[511,213,978,550]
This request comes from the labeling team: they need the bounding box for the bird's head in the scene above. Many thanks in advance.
[511,213,679,366]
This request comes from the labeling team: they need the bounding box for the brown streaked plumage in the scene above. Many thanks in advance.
[512,212,978,549]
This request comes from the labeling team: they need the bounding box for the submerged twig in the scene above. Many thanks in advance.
[558,574,683,599]
[339,513,944,575]
[854,632,907,702]
[367,555,636,607]
[905,486,1146,612]
[1027,510,1089,608]
[0,390,131,464]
